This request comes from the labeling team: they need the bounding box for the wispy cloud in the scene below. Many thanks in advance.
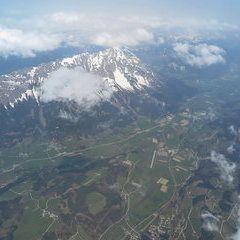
[227,144,236,154]
[210,151,236,184]
[229,125,238,136]
[41,67,113,108]
[201,211,220,232]
[232,230,240,240]
[173,43,226,67]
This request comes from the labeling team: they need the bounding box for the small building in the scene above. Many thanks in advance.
[157,177,169,185]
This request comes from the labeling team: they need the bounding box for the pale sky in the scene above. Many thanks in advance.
[1,0,239,22]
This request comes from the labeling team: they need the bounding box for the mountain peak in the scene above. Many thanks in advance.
[0,48,153,108]
[101,47,138,61]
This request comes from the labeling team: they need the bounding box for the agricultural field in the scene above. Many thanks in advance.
[0,97,231,240]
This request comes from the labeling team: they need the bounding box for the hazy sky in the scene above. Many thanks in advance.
[0,0,239,58]
[1,0,240,23]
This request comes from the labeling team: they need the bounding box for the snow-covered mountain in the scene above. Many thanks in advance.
[1,47,199,148]
[0,48,154,109]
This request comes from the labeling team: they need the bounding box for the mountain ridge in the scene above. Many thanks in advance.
[0,48,155,109]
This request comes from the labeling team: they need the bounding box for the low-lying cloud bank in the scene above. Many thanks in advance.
[173,43,226,67]
[41,67,112,108]
[210,151,236,184]
[0,13,160,58]
[0,11,238,58]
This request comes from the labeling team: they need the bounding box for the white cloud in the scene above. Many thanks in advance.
[0,27,61,57]
[210,151,236,184]
[173,43,226,67]
[46,12,156,48]
[201,211,220,232]
[92,28,153,48]
[41,67,113,108]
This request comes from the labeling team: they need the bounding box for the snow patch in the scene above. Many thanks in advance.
[113,68,133,90]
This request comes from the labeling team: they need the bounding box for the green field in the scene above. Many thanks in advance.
[86,192,107,215]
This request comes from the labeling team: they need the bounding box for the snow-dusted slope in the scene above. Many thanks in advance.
[61,48,152,91]
[0,48,154,108]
